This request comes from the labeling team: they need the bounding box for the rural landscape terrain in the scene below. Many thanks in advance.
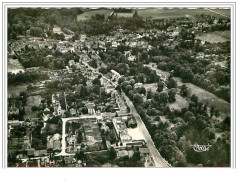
[7,7,230,167]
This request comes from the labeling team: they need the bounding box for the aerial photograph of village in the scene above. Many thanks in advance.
[7,7,231,167]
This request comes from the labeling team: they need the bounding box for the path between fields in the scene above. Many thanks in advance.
[205,8,230,18]
[146,65,230,119]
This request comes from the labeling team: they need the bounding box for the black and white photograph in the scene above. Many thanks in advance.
[6,5,233,168]
[0,0,237,194]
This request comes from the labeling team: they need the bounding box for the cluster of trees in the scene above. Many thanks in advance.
[8,92,27,120]
[8,72,49,86]
[98,48,161,83]
[195,14,230,32]
[51,33,65,41]
[8,8,83,40]
[30,121,48,150]
[115,150,143,167]
[114,8,132,13]
[77,130,83,144]
[8,106,25,121]
[83,19,113,36]
[144,91,229,166]
[19,53,52,69]
[17,45,79,70]
[47,115,61,124]
[30,27,44,37]
[154,44,230,102]
[10,125,27,138]
[91,14,105,21]
[119,78,175,110]
[31,137,47,150]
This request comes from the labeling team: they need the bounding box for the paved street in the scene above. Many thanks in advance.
[56,115,99,156]
[122,92,171,167]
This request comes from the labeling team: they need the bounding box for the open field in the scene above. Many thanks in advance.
[8,59,25,74]
[24,95,41,119]
[169,94,189,110]
[76,8,230,21]
[117,13,133,18]
[204,8,230,18]
[185,82,230,119]
[135,8,230,19]
[196,30,230,43]
[77,9,112,21]
[146,65,230,119]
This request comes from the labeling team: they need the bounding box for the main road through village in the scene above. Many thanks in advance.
[122,92,170,167]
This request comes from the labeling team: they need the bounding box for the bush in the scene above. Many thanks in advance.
[31,106,38,111]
